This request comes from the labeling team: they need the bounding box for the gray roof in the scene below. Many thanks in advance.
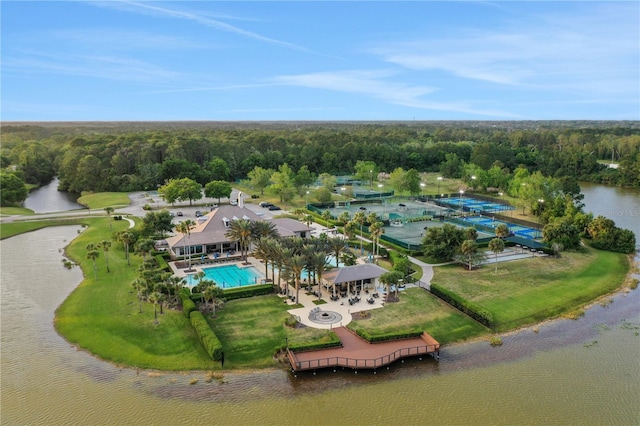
[271,218,309,237]
[166,205,263,248]
[322,263,387,285]
[165,206,311,249]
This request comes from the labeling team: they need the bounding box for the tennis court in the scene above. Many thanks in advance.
[439,196,513,213]
[459,215,542,239]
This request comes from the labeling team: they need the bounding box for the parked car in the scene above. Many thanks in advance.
[195,211,203,217]
[260,202,274,208]
[230,200,238,206]
[176,211,183,216]
[268,205,281,211]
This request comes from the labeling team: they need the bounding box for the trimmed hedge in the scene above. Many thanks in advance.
[221,284,275,301]
[288,339,342,353]
[353,328,423,343]
[189,311,224,361]
[154,253,170,272]
[180,287,197,319]
[430,283,494,329]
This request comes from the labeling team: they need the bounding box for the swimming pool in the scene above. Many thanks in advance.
[187,264,264,289]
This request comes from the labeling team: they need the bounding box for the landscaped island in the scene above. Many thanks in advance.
[3,203,631,372]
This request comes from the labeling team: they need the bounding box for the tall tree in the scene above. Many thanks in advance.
[117,231,136,266]
[488,238,505,273]
[86,244,100,280]
[247,166,273,195]
[104,206,114,230]
[204,180,232,204]
[225,219,252,262]
[459,239,479,271]
[328,236,347,268]
[97,240,112,273]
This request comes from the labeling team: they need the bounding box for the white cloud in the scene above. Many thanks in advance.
[93,1,309,52]
[371,3,639,98]
[271,70,519,117]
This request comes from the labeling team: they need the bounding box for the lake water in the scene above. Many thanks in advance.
[1,184,639,425]
[22,177,83,213]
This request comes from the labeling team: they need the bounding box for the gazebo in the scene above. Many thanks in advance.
[322,263,387,298]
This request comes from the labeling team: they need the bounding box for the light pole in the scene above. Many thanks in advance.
[537,198,544,216]
[471,175,476,191]
[459,190,465,214]
[305,190,309,209]
[437,176,443,197]
[420,182,425,199]
[378,184,384,217]
[369,169,373,188]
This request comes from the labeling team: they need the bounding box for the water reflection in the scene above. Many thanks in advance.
[22,177,83,213]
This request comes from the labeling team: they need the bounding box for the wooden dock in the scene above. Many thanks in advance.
[287,327,440,372]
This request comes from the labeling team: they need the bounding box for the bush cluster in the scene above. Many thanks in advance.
[180,288,197,319]
[353,328,423,343]
[430,284,494,329]
[221,284,275,301]
[189,311,223,361]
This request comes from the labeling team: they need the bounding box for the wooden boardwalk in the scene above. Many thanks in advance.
[287,327,440,372]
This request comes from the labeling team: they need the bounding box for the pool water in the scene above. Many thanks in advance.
[187,265,264,289]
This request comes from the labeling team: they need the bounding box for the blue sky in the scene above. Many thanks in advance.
[2,1,638,121]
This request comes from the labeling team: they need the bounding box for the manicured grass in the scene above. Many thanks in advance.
[431,247,630,331]
[0,206,35,216]
[0,219,88,240]
[77,192,131,209]
[55,217,217,371]
[348,288,489,344]
[206,295,292,369]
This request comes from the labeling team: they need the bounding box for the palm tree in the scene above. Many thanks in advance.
[253,238,273,279]
[321,210,332,225]
[368,221,384,259]
[303,214,314,232]
[338,211,350,225]
[203,284,223,317]
[97,240,112,273]
[131,278,147,313]
[86,245,100,280]
[176,219,196,270]
[104,206,114,230]
[327,236,346,268]
[379,270,403,302]
[166,275,186,306]
[488,237,505,273]
[460,239,478,271]
[353,211,366,252]
[118,231,135,266]
[250,220,279,240]
[225,219,252,263]
[148,291,161,324]
[135,238,155,260]
[278,247,293,295]
[366,212,378,227]
[312,252,327,300]
[288,254,306,303]
[495,223,510,239]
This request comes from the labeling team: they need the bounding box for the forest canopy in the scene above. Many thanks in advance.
[1,121,638,198]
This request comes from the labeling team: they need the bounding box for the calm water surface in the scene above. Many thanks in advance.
[22,177,83,213]
[2,184,640,425]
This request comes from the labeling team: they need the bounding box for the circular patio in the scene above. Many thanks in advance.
[308,310,343,325]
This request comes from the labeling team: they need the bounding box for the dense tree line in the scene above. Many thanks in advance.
[0,122,638,205]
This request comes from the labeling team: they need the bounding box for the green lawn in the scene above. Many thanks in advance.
[55,217,217,371]
[348,288,489,344]
[206,295,292,369]
[1,219,87,240]
[0,206,35,216]
[77,192,131,209]
[431,247,630,331]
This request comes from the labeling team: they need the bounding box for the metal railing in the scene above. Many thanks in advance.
[289,344,440,371]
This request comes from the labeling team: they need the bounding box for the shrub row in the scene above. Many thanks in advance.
[430,283,494,329]
[288,340,342,353]
[189,311,223,361]
[353,328,423,343]
[154,254,170,272]
[221,284,275,301]
[180,287,197,319]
